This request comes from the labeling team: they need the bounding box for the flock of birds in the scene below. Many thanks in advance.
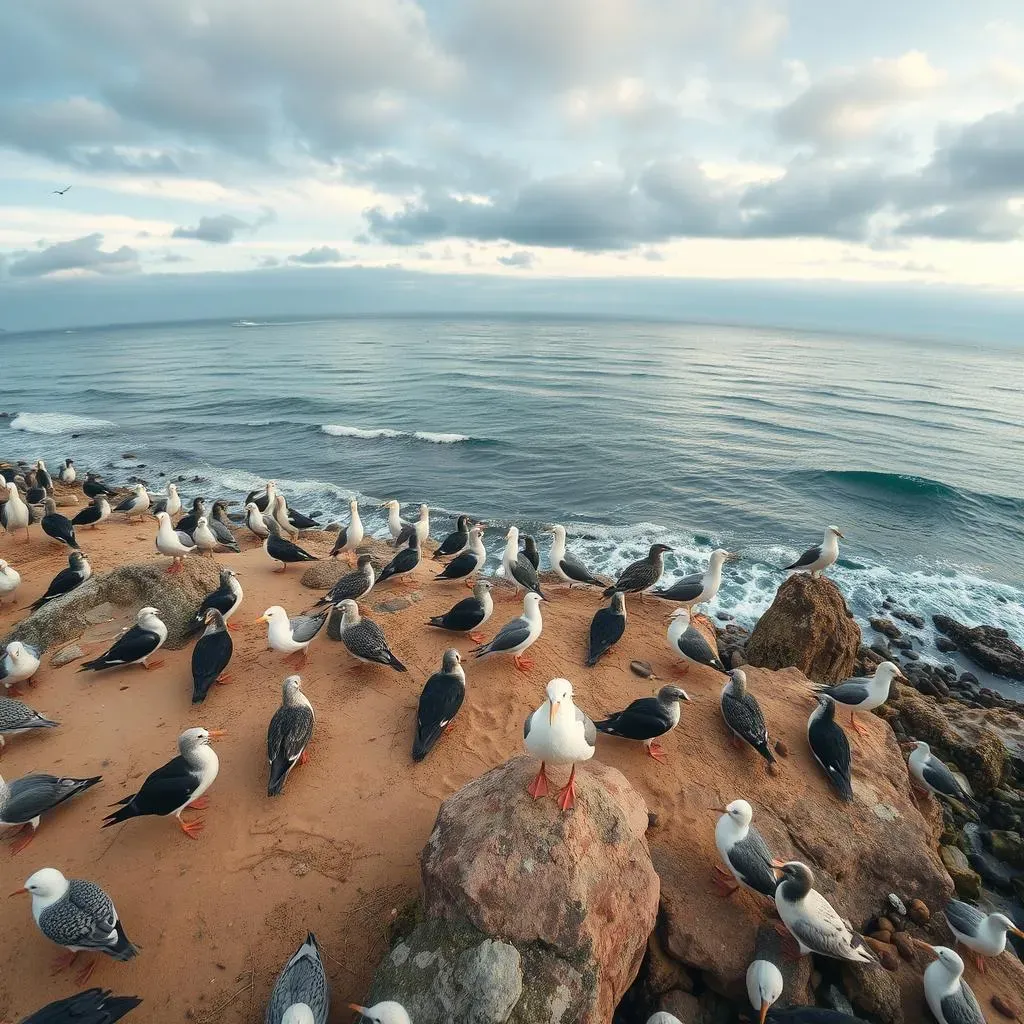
[0,459,1020,1024]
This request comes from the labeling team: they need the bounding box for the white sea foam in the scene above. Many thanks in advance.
[8,412,117,435]
[321,424,471,444]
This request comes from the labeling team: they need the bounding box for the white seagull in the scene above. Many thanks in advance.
[113,483,150,521]
[1,481,31,541]
[472,591,544,671]
[1,642,41,696]
[783,526,843,578]
[652,548,737,610]
[815,661,905,736]
[924,947,986,1024]
[0,559,22,604]
[257,606,329,665]
[746,959,785,1024]
[155,510,196,571]
[944,898,1024,973]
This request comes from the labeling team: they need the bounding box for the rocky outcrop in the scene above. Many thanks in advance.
[932,615,1024,680]
[745,575,861,683]
[368,756,660,1024]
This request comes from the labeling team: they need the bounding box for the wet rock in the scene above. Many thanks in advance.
[893,610,925,629]
[659,990,701,1023]
[871,617,903,640]
[936,637,959,653]
[985,830,1024,869]
[940,845,981,899]
[960,671,979,685]
[49,644,84,668]
[932,615,1024,680]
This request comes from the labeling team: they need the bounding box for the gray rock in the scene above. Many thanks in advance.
[49,644,84,668]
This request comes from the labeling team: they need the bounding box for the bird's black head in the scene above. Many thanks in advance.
[649,543,672,557]
[357,553,374,567]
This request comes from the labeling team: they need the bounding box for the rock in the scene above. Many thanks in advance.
[375,595,422,613]
[300,559,346,590]
[413,756,659,1024]
[49,644,83,668]
[891,932,919,965]
[936,637,959,653]
[893,610,925,629]
[932,615,1024,680]
[55,494,79,507]
[645,929,692,997]
[902,649,920,661]
[961,671,979,685]
[871,617,903,640]
[745,575,861,683]
[84,602,116,624]
[940,845,981,899]
[841,960,904,1023]
[992,995,1020,1020]
[774,739,789,758]
[659,990,701,1023]
[908,899,930,925]
[984,830,1024,869]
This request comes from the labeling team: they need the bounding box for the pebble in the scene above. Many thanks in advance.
[630,660,656,679]
[892,932,918,963]
[50,644,84,668]
[886,895,906,917]
[936,637,958,653]
[877,915,896,932]
[960,671,979,684]
[774,738,789,758]
[992,995,1020,1020]
[908,899,930,925]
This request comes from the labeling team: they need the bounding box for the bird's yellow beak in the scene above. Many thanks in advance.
[549,700,561,725]
[207,729,228,739]
[759,1000,770,1024]
[255,613,267,623]
[1011,926,1024,940]
[710,806,729,813]
[7,888,27,898]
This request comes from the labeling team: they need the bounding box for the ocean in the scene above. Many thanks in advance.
[2,315,1023,689]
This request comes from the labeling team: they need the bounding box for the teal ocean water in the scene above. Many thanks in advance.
[2,316,1022,682]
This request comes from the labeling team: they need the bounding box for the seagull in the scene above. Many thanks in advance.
[273,494,317,537]
[815,662,905,736]
[523,678,596,811]
[72,494,112,530]
[944,899,1024,973]
[500,526,545,599]
[721,669,775,764]
[773,861,875,963]
[807,695,853,802]
[191,609,233,704]
[334,600,406,671]
[907,741,979,811]
[155,510,196,571]
[667,607,726,675]
[0,558,22,604]
[185,568,244,634]
[434,524,486,582]
[652,549,737,610]
[391,503,430,549]
[747,959,785,1024]
[329,498,364,559]
[53,185,73,195]
[586,591,627,666]
[266,931,330,1024]
[257,606,328,665]
[57,458,77,484]
[83,473,117,499]
[113,483,150,522]
[472,591,544,671]
[194,515,239,555]
[377,530,420,586]
[24,470,47,505]
[11,867,138,986]
[78,607,167,673]
[0,696,58,753]
[348,1003,411,1024]
[784,527,843,578]
[264,517,318,572]
[381,499,408,543]
[31,551,92,610]
[150,483,182,518]
[603,542,671,601]
[2,641,41,695]
[413,649,465,762]
[175,497,207,538]
[924,947,985,1024]
[435,515,471,558]
[41,498,80,549]
[18,988,142,1023]
[245,501,271,539]
[1,480,31,540]
[594,684,690,763]
[546,524,605,589]
[428,579,493,643]
[1,769,101,854]
[314,553,376,607]
[247,480,277,512]
[713,799,781,898]
[103,727,225,839]
[267,676,315,797]
[35,460,54,492]
[521,534,540,570]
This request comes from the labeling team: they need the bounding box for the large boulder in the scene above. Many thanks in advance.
[745,575,861,683]
[369,756,660,1024]
[932,614,1024,680]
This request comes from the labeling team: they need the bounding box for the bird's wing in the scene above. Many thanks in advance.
[676,625,720,666]
[940,983,985,1024]
[268,704,315,765]
[346,621,390,660]
[327,569,370,601]
[191,629,233,681]
[3,774,83,822]
[481,616,531,653]
[818,680,870,706]
[595,698,667,739]
[722,690,769,744]
[58,880,119,949]
[789,889,868,959]
[381,547,418,578]
[97,626,161,666]
[615,559,657,592]
[922,757,968,800]
[561,551,601,584]
[576,706,597,747]
[653,570,703,600]
[434,597,484,631]
[437,529,467,555]
[785,545,822,570]
[38,567,79,601]
[416,673,465,739]
[944,899,985,938]
[510,554,541,592]
[588,606,625,657]
[210,520,237,546]
[175,530,196,547]
[128,755,198,815]
[729,831,778,896]
[19,989,142,1024]
[808,715,852,781]
[113,495,137,512]
[437,549,476,579]
[288,612,328,644]
[267,934,328,1024]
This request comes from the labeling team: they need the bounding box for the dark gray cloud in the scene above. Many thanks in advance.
[6,233,140,278]
[288,245,352,265]
[172,210,274,244]
[496,250,535,268]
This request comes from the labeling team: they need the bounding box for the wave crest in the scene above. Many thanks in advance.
[321,424,472,444]
[9,412,117,435]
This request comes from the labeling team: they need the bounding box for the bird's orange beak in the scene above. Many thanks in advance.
[759,1000,770,1024]
[254,614,267,623]
[770,859,786,868]
[207,729,228,739]
[7,888,27,898]
[1011,926,1024,940]
[349,1006,367,1017]
[710,807,728,813]
[549,700,561,725]
[772,865,786,880]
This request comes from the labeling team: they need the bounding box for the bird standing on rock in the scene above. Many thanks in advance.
[666,607,726,675]
[155,510,196,571]
[267,676,315,797]
[435,524,486,582]
[315,553,375,607]
[57,458,76,484]
[113,483,150,522]
[78,607,167,673]
[746,960,784,1024]
[943,899,1024,973]
[603,542,671,601]
[0,558,22,604]
[907,741,979,811]
[815,661,904,736]
[586,591,627,666]
[175,497,206,538]
[472,591,544,671]
[924,947,986,1024]
[501,525,545,599]
[413,649,466,762]
[330,498,364,559]
[263,517,318,572]
[436,515,470,558]
[784,526,843,578]
[807,695,853,802]
[245,501,271,540]
[1,480,31,540]
[547,524,605,589]
[377,531,420,586]
[721,669,775,764]
[32,551,92,610]
[653,548,736,610]
[713,799,782,898]
[186,568,243,633]
[150,482,181,518]
[594,684,689,763]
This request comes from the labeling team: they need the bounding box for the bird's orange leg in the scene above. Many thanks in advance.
[9,823,36,855]
[178,816,205,839]
[849,713,868,737]
[975,954,986,974]
[513,653,535,671]
[556,765,579,811]
[469,632,486,643]
[298,748,309,766]
[646,740,668,764]
[51,950,79,975]
[75,956,98,986]
[215,674,232,685]
[527,762,549,799]
[142,659,164,671]
[188,797,210,810]
[226,622,241,632]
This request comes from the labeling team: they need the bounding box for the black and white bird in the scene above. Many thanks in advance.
[0,557,22,604]
[35,460,54,492]
[155,510,196,571]
[652,548,736,610]
[264,517,318,572]
[79,607,167,673]
[1,769,101,854]
[31,551,92,611]
[924,947,986,1024]
[594,684,690,763]
[0,696,58,753]
[113,484,150,521]
[547,524,605,589]
[41,498,80,549]
[721,669,775,764]
[713,799,780,898]
[472,591,544,671]
[174,497,206,538]
[83,473,117,499]
[907,741,978,811]
[501,526,545,599]
[203,512,240,552]
[329,498,364,559]
[434,524,486,581]
[783,527,843,578]
[57,458,77,485]
[586,591,627,666]
[774,861,875,963]
[2,480,31,540]
[603,542,671,600]
[435,515,471,558]
[191,609,233,704]
[428,579,493,643]
[12,868,138,986]
[72,495,111,530]
[349,1003,411,1024]
[267,676,315,797]
[274,494,320,535]
[413,649,466,762]
[103,727,225,839]
[247,480,277,512]
[18,987,142,1023]
[257,606,328,665]
[746,959,785,1024]
[244,501,271,540]
[315,553,375,607]
[667,607,726,675]
[266,931,330,1024]
[815,662,904,736]
[523,678,596,811]
[521,534,540,570]
[807,695,853,802]
[377,531,420,586]
[149,483,181,518]
[24,470,47,506]
[334,600,406,671]
[944,899,1024,973]
[194,515,240,555]
[2,641,42,694]
[186,569,243,634]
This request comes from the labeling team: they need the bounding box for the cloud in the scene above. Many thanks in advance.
[172,209,274,244]
[6,233,140,278]
[496,249,535,268]
[288,245,351,265]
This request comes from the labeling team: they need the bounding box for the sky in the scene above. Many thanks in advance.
[2,1,1024,331]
